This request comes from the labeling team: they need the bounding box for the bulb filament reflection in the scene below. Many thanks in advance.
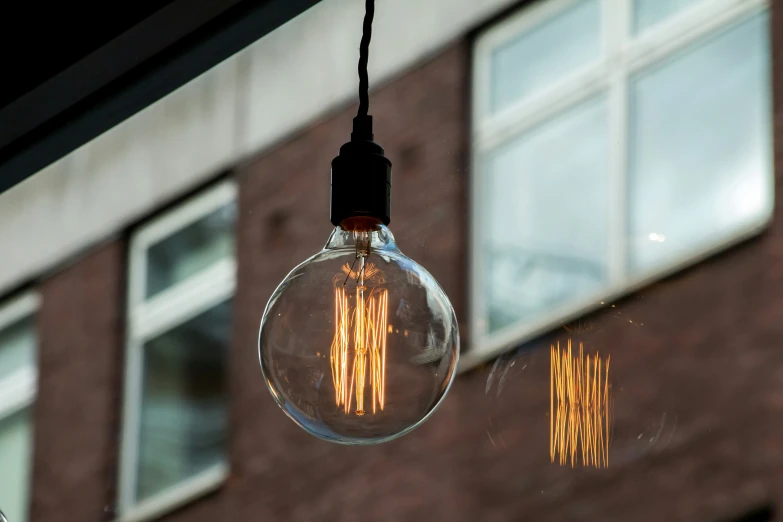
[331,259,388,416]
[550,340,611,468]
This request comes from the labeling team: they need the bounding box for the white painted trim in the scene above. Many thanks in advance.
[130,260,236,341]
[118,182,236,517]
[118,334,143,515]
[0,290,38,522]
[0,367,37,419]
[465,0,773,371]
[606,0,629,287]
[116,463,228,522]
[0,293,39,333]
[0,291,39,418]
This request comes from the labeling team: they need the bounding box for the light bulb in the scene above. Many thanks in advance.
[258,221,459,444]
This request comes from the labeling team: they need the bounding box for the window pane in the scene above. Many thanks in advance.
[634,0,705,33]
[0,317,35,381]
[136,300,231,502]
[0,409,33,522]
[491,0,601,114]
[146,202,236,298]
[629,14,771,274]
[483,97,609,333]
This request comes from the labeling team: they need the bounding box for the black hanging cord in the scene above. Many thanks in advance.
[330,0,391,228]
[352,0,375,140]
[357,0,374,117]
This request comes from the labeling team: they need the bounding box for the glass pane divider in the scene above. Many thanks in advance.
[129,259,236,342]
[606,0,631,286]
[624,0,767,74]
[0,368,36,420]
[474,66,610,152]
[0,294,39,334]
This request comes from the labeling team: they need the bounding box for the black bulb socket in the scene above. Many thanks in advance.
[330,115,392,227]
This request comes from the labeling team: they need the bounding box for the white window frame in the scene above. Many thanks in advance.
[0,291,39,522]
[465,0,772,369]
[0,293,39,420]
[118,181,237,522]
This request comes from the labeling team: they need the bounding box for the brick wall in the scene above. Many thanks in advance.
[27,2,783,521]
[32,242,125,522]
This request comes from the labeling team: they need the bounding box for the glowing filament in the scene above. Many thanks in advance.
[330,285,388,416]
[550,340,611,469]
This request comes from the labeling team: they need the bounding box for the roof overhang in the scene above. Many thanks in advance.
[0,0,322,195]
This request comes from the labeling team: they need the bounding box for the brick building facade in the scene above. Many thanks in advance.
[0,1,780,521]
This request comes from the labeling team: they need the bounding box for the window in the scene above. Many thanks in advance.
[0,293,38,522]
[119,182,237,522]
[469,0,772,362]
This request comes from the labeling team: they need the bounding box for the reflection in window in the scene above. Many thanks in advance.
[630,14,771,273]
[473,2,771,347]
[485,98,609,332]
[136,301,231,501]
[146,202,236,298]
[634,0,705,33]
[491,0,602,113]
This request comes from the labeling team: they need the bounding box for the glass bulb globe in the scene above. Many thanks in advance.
[259,224,459,444]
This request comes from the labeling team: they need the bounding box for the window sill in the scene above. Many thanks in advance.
[116,463,228,522]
